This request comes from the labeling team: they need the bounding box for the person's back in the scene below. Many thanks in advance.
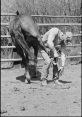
[42,27,64,58]
[42,27,59,43]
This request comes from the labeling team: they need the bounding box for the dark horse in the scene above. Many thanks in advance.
[9,11,47,83]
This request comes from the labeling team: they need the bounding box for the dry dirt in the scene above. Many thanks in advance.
[1,62,81,116]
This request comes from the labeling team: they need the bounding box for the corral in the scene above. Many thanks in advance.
[1,0,81,116]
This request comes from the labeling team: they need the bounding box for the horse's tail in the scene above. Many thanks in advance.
[9,21,32,58]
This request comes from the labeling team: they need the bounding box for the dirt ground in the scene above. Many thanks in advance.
[1,61,81,116]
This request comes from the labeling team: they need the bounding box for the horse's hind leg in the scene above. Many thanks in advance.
[23,57,31,84]
[24,64,31,84]
[14,43,30,83]
[20,49,31,84]
[33,46,38,77]
[24,56,31,84]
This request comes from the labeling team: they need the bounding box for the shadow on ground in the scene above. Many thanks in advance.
[59,80,72,84]
[16,65,41,82]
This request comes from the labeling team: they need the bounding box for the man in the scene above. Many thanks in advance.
[41,27,72,86]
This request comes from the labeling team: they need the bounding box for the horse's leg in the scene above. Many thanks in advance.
[24,56,31,84]
[33,46,38,77]
[24,64,31,84]
[14,42,31,83]
[20,52,31,84]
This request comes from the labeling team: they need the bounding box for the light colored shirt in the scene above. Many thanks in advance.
[42,27,61,49]
[42,27,66,67]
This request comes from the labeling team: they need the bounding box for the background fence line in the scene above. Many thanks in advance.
[1,55,81,62]
[1,13,82,18]
[1,34,81,38]
[1,44,81,49]
[1,14,81,62]
[1,22,81,26]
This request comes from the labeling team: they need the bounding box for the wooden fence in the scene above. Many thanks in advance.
[1,13,82,62]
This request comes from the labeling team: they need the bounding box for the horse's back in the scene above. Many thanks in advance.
[18,14,39,37]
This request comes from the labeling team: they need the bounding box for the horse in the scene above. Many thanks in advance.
[9,11,47,83]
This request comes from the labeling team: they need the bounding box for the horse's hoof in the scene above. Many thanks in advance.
[25,79,30,84]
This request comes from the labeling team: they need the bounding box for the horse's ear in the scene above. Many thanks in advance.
[16,10,19,15]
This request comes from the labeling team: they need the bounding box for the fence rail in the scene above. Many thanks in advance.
[1,22,81,26]
[1,34,81,38]
[1,44,81,49]
[1,55,81,62]
[1,13,82,18]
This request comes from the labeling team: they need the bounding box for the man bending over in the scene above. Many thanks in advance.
[41,27,72,86]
